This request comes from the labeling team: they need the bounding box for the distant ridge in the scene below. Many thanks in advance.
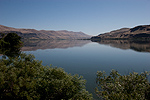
[91,25,150,40]
[0,25,91,39]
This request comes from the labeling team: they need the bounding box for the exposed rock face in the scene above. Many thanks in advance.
[0,25,91,39]
[91,25,150,40]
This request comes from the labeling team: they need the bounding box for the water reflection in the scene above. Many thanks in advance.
[92,40,150,53]
[21,39,91,51]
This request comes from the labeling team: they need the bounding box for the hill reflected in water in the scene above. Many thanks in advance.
[92,40,150,53]
[21,39,150,53]
[21,40,91,51]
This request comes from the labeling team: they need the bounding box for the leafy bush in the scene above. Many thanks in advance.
[0,53,93,100]
[0,33,22,57]
[3,33,22,48]
[96,70,150,100]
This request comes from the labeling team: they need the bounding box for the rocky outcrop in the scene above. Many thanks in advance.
[91,25,150,40]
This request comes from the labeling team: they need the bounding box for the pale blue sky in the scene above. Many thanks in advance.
[0,0,150,35]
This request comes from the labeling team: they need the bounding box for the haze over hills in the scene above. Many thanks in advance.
[91,25,150,40]
[0,25,91,39]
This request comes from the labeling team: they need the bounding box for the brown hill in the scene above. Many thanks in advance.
[0,25,91,39]
[91,25,150,40]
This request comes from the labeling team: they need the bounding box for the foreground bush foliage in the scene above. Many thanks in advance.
[0,33,22,57]
[0,53,92,100]
[96,70,150,100]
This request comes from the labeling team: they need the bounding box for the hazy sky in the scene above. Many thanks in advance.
[0,0,150,35]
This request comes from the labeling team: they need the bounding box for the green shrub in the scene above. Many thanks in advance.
[0,33,22,57]
[0,53,92,100]
[96,69,150,100]
[3,33,22,48]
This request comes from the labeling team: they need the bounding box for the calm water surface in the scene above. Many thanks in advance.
[22,40,150,99]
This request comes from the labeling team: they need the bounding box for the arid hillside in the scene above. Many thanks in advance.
[91,25,150,40]
[0,25,91,39]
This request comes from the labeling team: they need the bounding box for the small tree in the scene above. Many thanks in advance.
[96,70,150,100]
[3,33,22,48]
[0,33,22,57]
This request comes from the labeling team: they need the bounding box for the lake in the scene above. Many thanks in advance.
[10,39,150,99]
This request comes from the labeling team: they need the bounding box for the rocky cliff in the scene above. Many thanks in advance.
[91,25,150,40]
